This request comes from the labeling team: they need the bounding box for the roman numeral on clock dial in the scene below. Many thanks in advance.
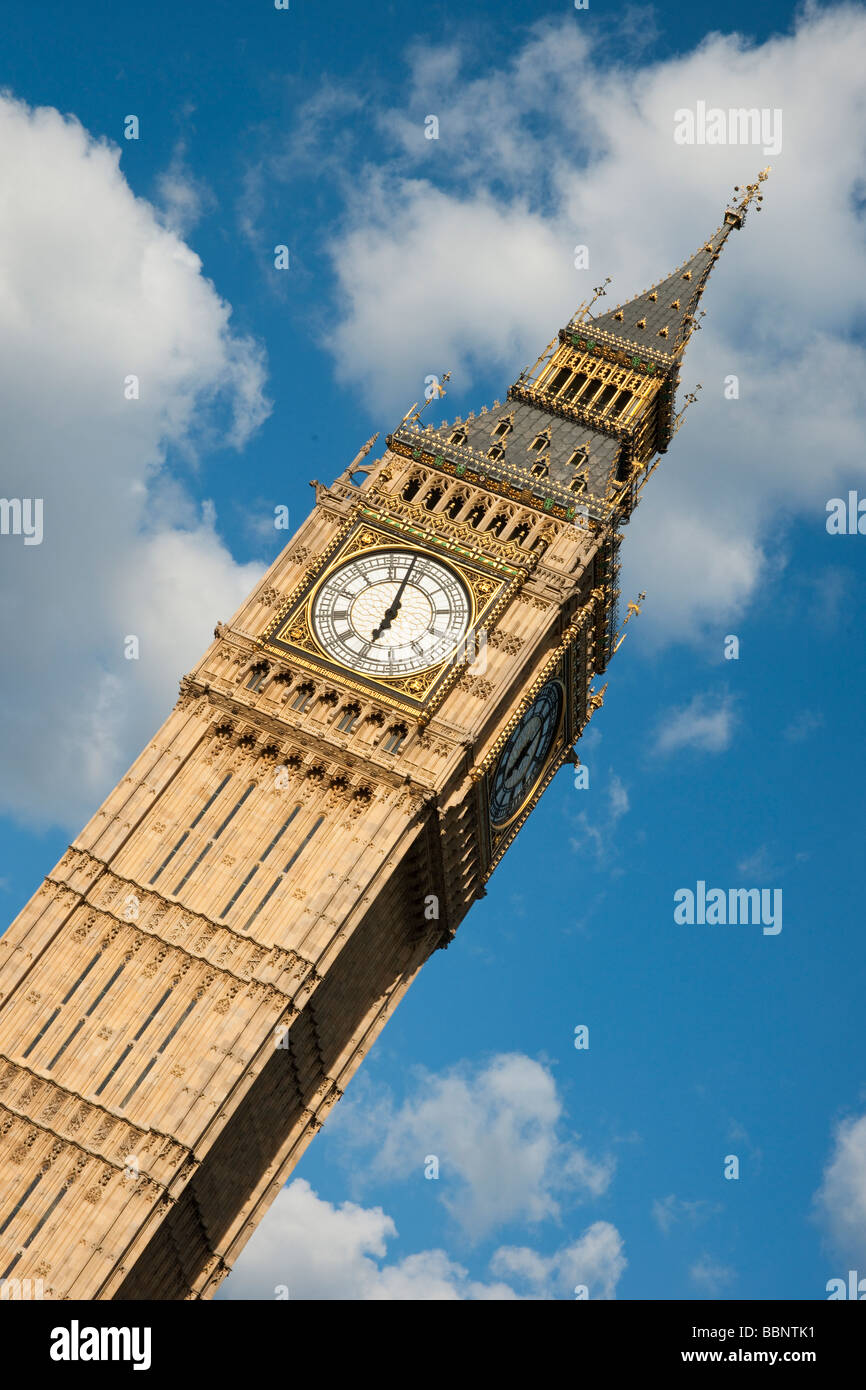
[309,547,473,679]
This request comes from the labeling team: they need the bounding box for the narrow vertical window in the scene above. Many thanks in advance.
[382,726,407,755]
[23,947,103,1057]
[546,366,572,395]
[0,1171,44,1238]
[336,706,360,734]
[243,816,325,931]
[220,806,301,919]
[290,686,314,712]
[593,383,618,413]
[559,371,587,402]
[149,773,232,885]
[245,667,269,693]
[94,986,174,1096]
[120,996,200,1110]
[47,957,128,1072]
[1,1182,69,1280]
[172,782,256,896]
[609,389,632,417]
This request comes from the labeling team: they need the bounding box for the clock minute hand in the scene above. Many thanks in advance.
[388,555,417,614]
[371,556,418,641]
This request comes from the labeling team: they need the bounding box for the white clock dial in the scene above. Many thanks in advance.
[489,681,564,828]
[310,548,472,677]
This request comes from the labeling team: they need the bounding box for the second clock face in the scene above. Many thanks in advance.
[310,548,472,677]
[489,680,564,828]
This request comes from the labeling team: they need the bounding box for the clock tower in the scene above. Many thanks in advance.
[0,174,767,1300]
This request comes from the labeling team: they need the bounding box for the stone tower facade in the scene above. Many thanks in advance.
[0,176,767,1300]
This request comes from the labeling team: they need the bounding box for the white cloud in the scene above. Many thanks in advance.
[608,773,630,819]
[690,1253,736,1294]
[292,7,866,641]
[652,1194,722,1235]
[220,1179,511,1301]
[154,139,217,236]
[651,693,736,757]
[569,766,631,864]
[330,1052,614,1242]
[330,185,568,412]
[735,845,774,878]
[491,1222,626,1300]
[0,95,270,829]
[220,1178,625,1300]
[814,1112,866,1264]
[783,709,824,744]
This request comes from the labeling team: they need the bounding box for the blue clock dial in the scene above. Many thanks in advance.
[489,681,564,828]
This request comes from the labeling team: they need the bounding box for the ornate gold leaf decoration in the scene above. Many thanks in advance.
[260,509,521,720]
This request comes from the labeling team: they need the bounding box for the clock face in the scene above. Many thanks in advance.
[489,681,564,828]
[310,548,472,677]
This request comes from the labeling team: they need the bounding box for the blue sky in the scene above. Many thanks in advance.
[1,0,865,1299]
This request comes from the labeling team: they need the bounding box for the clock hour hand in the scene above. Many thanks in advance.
[371,556,418,641]
[507,728,542,786]
[512,745,537,782]
[371,613,393,641]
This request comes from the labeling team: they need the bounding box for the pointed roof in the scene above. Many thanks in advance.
[578,168,770,360]
[386,172,769,526]
[590,223,728,356]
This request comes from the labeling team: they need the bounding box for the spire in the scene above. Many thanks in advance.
[583,169,770,359]
[385,174,768,529]
[341,432,380,482]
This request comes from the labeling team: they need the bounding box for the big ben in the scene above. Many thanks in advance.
[0,173,767,1300]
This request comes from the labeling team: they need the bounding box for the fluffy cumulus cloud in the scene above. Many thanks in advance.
[220,1179,510,1301]
[0,95,270,829]
[814,1112,866,1265]
[221,1179,625,1301]
[490,1222,626,1300]
[289,6,866,642]
[328,1052,614,1241]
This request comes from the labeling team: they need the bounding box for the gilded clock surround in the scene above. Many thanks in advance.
[261,512,524,720]
[488,678,566,832]
[476,653,572,874]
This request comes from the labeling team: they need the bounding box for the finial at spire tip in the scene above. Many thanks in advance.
[725,169,770,230]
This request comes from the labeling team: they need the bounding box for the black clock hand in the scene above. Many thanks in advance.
[513,744,538,781]
[371,556,418,641]
[387,555,417,616]
[510,728,545,785]
[501,720,531,773]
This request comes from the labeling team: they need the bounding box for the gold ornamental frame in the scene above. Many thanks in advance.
[260,511,525,721]
[473,647,575,878]
[487,677,566,834]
